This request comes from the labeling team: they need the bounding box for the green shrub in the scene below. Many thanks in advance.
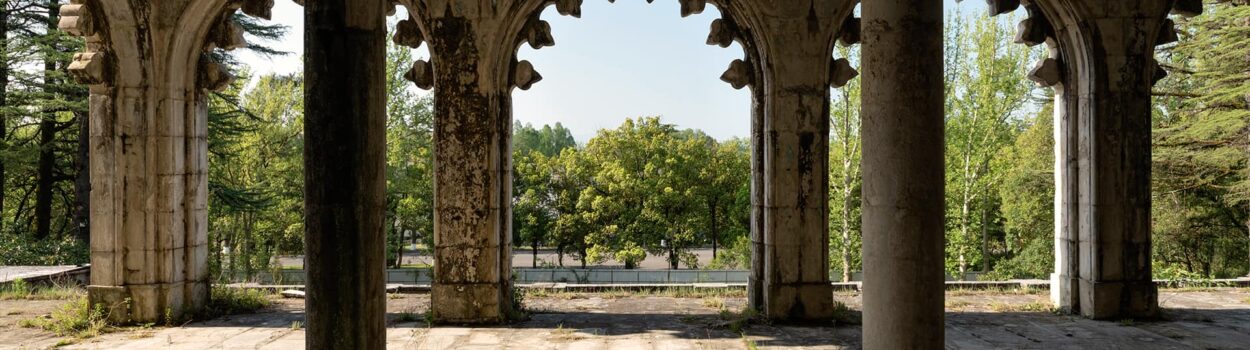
[0,234,88,265]
[706,236,751,270]
[20,296,109,340]
[201,287,271,318]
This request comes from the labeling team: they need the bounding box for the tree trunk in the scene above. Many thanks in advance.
[532,240,538,268]
[34,1,58,240]
[958,196,970,276]
[981,206,990,272]
[669,246,678,270]
[579,245,587,269]
[0,8,8,233]
[34,108,54,240]
[556,244,564,267]
[394,226,404,269]
[710,203,717,258]
[841,183,853,282]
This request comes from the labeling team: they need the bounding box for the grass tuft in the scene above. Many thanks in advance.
[831,301,861,325]
[19,296,110,341]
[702,297,726,310]
[200,287,271,319]
[945,300,973,310]
[988,301,1055,313]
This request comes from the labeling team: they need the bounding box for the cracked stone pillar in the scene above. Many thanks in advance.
[861,0,945,348]
[304,0,388,347]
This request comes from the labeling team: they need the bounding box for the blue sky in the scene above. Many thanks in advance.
[238,0,988,142]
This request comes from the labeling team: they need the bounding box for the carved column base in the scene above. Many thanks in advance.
[1078,280,1158,320]
[764,283,834,321]
[87,281,207,323]
[432,283,509,324]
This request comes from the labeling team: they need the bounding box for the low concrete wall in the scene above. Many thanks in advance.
[225,268,1250,290]
[228,268,988,284]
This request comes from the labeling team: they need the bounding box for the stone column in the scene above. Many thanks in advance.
[748,85,765,312]
[1073,12,1168,320]
[1052,81,1080,312]
[62,1,214,324]
[303,0,388,347]
[718,1,853,321]
[757,63,835,321]
[404,0,565,324]
[860,0,945,348]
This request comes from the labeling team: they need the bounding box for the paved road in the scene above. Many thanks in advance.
[278,248,722,270]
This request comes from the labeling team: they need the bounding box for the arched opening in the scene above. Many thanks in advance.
[509,0,751,271]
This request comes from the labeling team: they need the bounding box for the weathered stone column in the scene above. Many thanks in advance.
[303,0,388,347]
[715,2,854,321]
[427,28,515,322]
[1071,6,1172,320]
[408,1,561,323]
[61,0,257,324]
[860,0,945,348]
[1052,79,1081,312]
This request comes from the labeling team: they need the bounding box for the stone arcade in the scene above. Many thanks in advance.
[62,0,1191,348]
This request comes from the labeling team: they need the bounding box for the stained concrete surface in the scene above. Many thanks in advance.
[3,289,1248,349]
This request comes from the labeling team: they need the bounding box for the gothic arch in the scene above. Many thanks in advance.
[988,0,1184,318]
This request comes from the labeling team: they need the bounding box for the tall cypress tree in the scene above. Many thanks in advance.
[1154,1,1250,277]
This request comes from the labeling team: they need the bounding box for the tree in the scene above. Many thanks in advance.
[698,137,749,259]
[1152,1,1250,278]
[511,122,576,266]
[202,13,292,279]
[384,27,434,269]
[578,117,707,269]
[990,104,1054,279]
[943,13,1036,274]
[829,45,862,282]
[542,147,589,267]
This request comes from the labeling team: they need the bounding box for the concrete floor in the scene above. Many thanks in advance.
[3,289,1249,349]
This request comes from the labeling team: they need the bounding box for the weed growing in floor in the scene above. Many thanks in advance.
[200,287,271,318]
[291,321,302,330]
[19,296,110,342]
[831,301,861,325]
[395,312,420,322]
[945,300,973,310]
[702,297,726,310]
[743,335,759,350]
[715,307,762,334]
[988,302,1055,313]
[507,283,530,321]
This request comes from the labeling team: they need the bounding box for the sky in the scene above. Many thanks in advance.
[238,0,988,142]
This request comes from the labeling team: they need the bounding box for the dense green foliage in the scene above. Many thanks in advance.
[510,118,750,269]
[1152,1,1250,278]
[943,14,1039,275]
